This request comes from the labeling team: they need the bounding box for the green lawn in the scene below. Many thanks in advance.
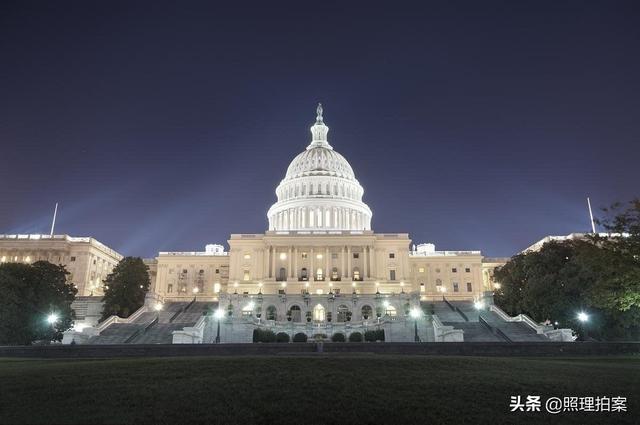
[0,355,637,425]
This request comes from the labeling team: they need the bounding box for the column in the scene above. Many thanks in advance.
[271,246,276,279]
[325,247,330,279]
[310,247,315,281]
[341,246,346,278]
[347,246,352,278]
[288,246,293,278]
[364,246,369,279]
[293,247,298,280]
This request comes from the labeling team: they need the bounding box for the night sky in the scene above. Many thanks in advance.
[1,1,639,258]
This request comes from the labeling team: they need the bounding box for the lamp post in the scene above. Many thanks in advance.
[410,308,421,342]
[577,311,589,340]
[214,308,225,343]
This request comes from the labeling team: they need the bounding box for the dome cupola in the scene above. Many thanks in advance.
[267,104,372,232]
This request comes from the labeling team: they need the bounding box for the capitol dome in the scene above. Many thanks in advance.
[267,104,372,232]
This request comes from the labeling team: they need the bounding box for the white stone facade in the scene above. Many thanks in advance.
[0,234,122,296]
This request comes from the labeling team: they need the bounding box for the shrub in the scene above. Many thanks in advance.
[365,329,385,342]
[331,333,346,342]
[348,332,363,342]
[293,332,308,343]
[252,328,276,343]
[276,332,290,343]
[313,333,328,340]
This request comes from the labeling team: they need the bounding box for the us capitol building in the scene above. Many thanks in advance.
[6,105,571,344]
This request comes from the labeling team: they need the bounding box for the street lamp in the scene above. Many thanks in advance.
[214,308,225,343]
[410,308,421,342]
[577,312,589,322]
[46,313,59,325]
[474,301,484,310]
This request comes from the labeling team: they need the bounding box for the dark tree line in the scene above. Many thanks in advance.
[494,199,640,340]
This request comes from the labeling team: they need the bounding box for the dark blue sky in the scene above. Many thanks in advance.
[1,1,639,257]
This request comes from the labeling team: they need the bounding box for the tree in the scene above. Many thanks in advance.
[0,261,76,345]
[494,199,640,340]
[100,257,150,321]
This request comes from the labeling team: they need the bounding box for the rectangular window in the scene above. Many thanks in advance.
[418,267,425,273]
[215,269,219,274]
[465,267,471,273]
[389,253,395,259]
[243,270,250,281]
[466,282,472,292]
[353,253,359,259]
[182,269,188,274]
[302,253,308,259]
[451,268,457,273]
[453,282,459,292]
[167,284,173,293]
[389,270,396,281]
[70,256,76,262]
[332,253,338,259]
[420,283,425,292]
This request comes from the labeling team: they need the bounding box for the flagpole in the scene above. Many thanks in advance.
[587,197,596,234]
[50,203,58,236]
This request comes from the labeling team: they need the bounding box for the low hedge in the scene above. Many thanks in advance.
[331,333,346,342]
[276,332,290,343]
[364,329,385,342]
[348,332,363,342]
[292,332,308,343]
[252,329,276,343]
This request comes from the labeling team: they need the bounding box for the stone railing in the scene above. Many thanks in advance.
[489,305,575,340]
[431,315,464,342]
[172,315,207,344]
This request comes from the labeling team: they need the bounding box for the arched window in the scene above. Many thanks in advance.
[361,305,372,320]
[266,305,277,321]
[337,305,351,322]
[290,305,302,322]
[313,304,325,321]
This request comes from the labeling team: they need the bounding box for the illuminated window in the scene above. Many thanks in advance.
[244,254,251,260]
[316,254,323,260]
[418,267,425,273]
[385,305,397,317]
[420,283,425,292]
[352,268,361,281]
[279,253,287,260]
[316,268,323,280]
[213,283,221,293]
[302,252,308,259]
[0,256,6,263]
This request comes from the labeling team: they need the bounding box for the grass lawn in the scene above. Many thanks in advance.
[0,355,637,425]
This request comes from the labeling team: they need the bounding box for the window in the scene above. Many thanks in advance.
[385,305,397,317]
[316,268,323,280]
[331,267,339,280]
[453,282,459,292]
[420,283,425,292]
[435,268,441,273]
[93,260,96,265]
[279,252,287,260]
[213,283,221,293]
[389,253,395,259]
[277,268,286,282]
[302,252,308,259]
[332,253,338,259]
[418,267,425,273]
[215,269,219,274]
[466,282,472,292]
[244,254,251,260]
[301,268,308,280]
[243,270,250,281]
[465,267,471,273]
[70,256,76,262]
[199,269,204,274]
[316,253,323,260]
[353,253,359,259]
[352,268,361,281]
[182,269,188,274]
[452,268,457,273]
[167,284,173,293]
[389,270,396,281]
